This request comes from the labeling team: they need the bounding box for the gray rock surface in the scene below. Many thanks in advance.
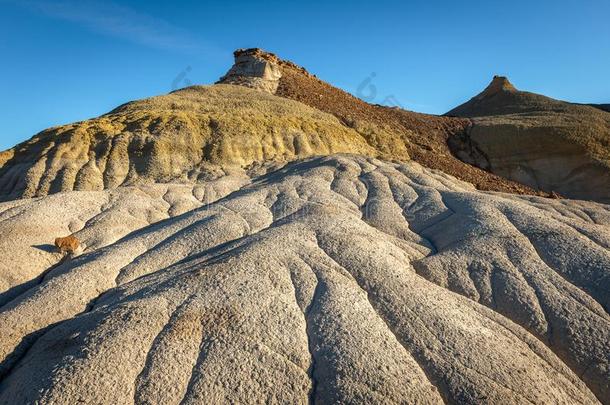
[0,154,608,404]
[0,177,249,307]
[461,116,610,203]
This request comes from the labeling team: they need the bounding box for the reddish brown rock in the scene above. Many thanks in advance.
[54,235,80,255]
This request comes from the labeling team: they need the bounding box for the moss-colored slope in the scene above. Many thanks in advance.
[0,85,379,200]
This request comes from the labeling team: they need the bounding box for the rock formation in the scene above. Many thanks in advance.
[0,154,608,403]
[54,235,80,255]
[0,49,609,404]
[269,51,547,196]
[0,52,545,201]
[0,85,379,201]
[447,76,610,203]
[217,48,283,93]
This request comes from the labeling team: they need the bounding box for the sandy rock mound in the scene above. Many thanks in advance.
[0,85,378,201]
[0,175,249,306]
[0,154,608,404]
[447,76,610,203]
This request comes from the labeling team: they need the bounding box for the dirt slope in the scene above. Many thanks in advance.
[269,50,543,195]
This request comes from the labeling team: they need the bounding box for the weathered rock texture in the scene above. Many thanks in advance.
[447,76,610,203]
[0,178,248,307]
[217,48,283,93]
[0,154,608,404]
[0,85,380,201]
[1,48,609,404]
[1,49,550,202]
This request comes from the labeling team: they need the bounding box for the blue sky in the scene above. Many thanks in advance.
[1,0,609,150]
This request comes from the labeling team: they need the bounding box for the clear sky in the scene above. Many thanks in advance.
[1,0,609,150]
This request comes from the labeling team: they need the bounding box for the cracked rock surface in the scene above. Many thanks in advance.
[0,154,608,404]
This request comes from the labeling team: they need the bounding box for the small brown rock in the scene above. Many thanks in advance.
[54,235,80,255]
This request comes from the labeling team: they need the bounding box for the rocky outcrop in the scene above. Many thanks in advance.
[0,154,608,403]
[447,75,517,117]
[475,75,517,97]
[217,48,283,93]
[1,49,548,203]
[1,47,609,405]
[462,116,610,202]
[447,77,610,203]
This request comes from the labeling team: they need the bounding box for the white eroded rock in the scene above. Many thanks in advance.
[0,154,608,404]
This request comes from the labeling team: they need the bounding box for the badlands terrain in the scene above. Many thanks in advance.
[0,49,608,404]
[447,75,610,203]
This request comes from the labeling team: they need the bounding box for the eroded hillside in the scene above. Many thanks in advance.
[1,48,609,405]
[447,76,610,202]
[220,48,544,196]
[0,155,608,403]
[0,85,381,200]
[3,48,566,203]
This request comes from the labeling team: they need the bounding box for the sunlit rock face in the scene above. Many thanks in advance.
[217,48,283,93]
[0,85,379,201]
[1,48,609,404]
